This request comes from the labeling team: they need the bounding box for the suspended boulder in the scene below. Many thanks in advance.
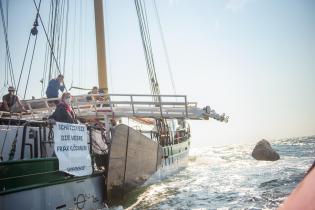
[252,139,280,161]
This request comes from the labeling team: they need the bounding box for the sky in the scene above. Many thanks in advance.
[0,0,314,146]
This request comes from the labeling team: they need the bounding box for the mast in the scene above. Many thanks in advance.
[93,0,108,94]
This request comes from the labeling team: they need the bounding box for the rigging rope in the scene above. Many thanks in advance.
[4,0,9,87]
[153,0,177,95]
[0,0,9,94]
[70,0,77,88]
[83,0,88,91]
[0,0,16,88]
[23,34,38,99]
[141,1,159,94]
[16,0,42,98]
[134,0,160,97]
[41,1,53,97]
[62,0,69,76]
[55,0,61,72]
[141,0,159,95]
[56,0,67,74]
[79,0,83,93]
[32,0,65,89]
[16,33,32,94]
[48,0,59,80]
[59,0,65,69]
[40,0,69,95]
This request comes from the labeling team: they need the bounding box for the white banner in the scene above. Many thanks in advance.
[53,122,92,176]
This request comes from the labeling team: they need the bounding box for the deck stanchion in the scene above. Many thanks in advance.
[184,96,188,118]
[27,102,34,119]
[130,95,135,115]
[158,95,163,118]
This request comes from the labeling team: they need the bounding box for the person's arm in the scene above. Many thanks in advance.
[59,83,65,92]
[59,78,65,92]
[2,100,10,112]
[65,110,76,123]
[16,97,26,112]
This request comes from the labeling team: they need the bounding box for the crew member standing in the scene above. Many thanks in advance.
[46,74,65,98]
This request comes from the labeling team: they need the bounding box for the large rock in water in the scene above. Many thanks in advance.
[252,139,280,161]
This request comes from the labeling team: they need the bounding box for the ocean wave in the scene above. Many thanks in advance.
[125,135,315,209]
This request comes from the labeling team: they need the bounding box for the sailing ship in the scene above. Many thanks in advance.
[0,0,228,209]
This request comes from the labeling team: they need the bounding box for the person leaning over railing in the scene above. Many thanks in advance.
[49,92,77,124]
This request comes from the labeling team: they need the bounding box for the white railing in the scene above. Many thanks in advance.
[0,94,228,122]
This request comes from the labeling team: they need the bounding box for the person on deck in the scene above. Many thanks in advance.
[0,86,26,113]
[87,86,99,101]
[88,86,98,95]
[49,92,77,124]
[46,74,65,98]
[87,86,104,101]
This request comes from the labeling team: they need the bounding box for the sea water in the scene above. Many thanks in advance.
[122,135,315,209]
